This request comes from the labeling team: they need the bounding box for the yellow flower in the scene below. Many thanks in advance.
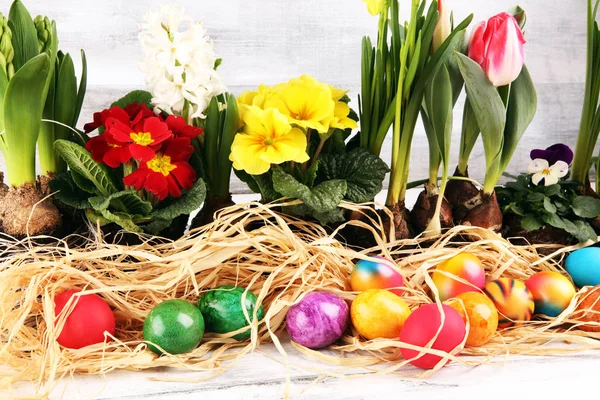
[362,0,384,16]
[324,85,358,131]
[230,106,309,175]
[265,75,335,134]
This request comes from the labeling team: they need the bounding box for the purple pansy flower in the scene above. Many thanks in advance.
[530,144,573,165]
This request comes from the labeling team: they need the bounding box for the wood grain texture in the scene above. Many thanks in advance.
[0,0,592,188]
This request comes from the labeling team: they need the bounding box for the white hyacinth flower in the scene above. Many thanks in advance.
[528,158,569,186]
[139,4,225,120]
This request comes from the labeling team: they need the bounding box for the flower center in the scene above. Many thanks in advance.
[542,168,551,175]
[147,154,177,177]
[130,132,154,146]
[264,137,274,146]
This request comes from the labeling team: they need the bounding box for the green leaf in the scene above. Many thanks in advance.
[572,220,598,243]
[317,148,389,203]
[252,173,280,202]
[455,53,506,180]
[521,215,543,231]
[88,191,153,216]
[215,93,239,197]
[2,53,50,186]
[49,171,91,210]
[97,209,143,233]
[8,0,39,71]
[543,184,561,197]
[425,64,453,165]
[527,192,545,203]
[573,195,600,218]
[458,100,480,167]
[234,168,261,195]
[143,219,172,235]
[151,179,207,221]
[499,66,537,172]
[272,166,347,213]
[72,49,87,127]
[54,53,78,141]
[111,90,153,108]
[54,139,119,196]
[542,213,566,229]
[71,170,99,194]
[543,197,557,213]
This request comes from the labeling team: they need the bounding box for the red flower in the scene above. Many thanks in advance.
[166,115,204,139]
[123,138,196,200]
[86,133,133,168]
[105,108,172,163]
[84,103,156,133]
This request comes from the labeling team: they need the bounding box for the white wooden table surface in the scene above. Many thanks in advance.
[7,190,600,400]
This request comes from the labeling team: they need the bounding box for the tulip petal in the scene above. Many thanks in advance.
[485,13,525,87]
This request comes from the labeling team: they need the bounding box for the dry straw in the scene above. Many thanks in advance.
[1,200,600,398]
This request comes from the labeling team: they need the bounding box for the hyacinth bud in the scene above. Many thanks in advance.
[0,13,15,79]
[34,15,52,53]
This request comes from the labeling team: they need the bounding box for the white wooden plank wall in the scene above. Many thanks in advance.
[0,0,590,192]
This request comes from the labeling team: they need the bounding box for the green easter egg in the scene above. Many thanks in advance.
[197,286,265,341]
[143,299,205,355]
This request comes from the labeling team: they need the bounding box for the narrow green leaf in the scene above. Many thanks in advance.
[0,67,8,133]
[455,52,506,179]
[458,100,480,169]
[54,139,119,196]
[3,53,50,186]
[8,0,39,71]
[72,49,87,127]
[425,64,453,165]
[203,97,220,188]
[54,53,78,140]
[215,94,239,196]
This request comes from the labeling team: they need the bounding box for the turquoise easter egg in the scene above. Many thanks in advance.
[197,286,265,341]
[565,247,600,288]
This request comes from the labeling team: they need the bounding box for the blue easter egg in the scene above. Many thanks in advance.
[565,247,600,288]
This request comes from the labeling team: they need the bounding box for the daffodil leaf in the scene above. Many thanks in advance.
[48,171,91,210]
[317,148,389,203]
[88,191,153,216]
[110,90,153,109]
[573,196,600,218]
[54,139,119,196]
[272,166,347,213]
[151,179,207,221]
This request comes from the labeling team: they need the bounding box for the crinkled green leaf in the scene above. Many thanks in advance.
[317,148,388,203]
[70,170,98,194]
[272,167,347,213]
[98,209,142,233]
[88,191,152,216]
[253,173,280,202]
[234,168,261,195]
[54,140,119,196]
[111,90,153,108]
[49,171,91,209]
[572,196,600,218]
[143,219,172,236]
[151,179,206,221]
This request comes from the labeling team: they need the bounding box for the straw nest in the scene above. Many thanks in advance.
[1,200,600,398]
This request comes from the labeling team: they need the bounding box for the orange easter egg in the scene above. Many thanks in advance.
[484,278,534,329]
[350,289,411,340]
[432,253,486,301]
[446,292,498,346]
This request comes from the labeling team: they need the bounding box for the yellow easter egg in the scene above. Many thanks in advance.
[350,289,411,340]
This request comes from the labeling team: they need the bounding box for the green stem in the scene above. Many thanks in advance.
[311,137,326,169]
[424,165,449,237]
[5,150,36,187]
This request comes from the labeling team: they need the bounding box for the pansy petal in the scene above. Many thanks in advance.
[544,174,559,186]
[528,158,549,174]
[550,161,569,178]
[531,172,545,186]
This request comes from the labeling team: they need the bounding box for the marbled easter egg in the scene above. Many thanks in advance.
[525,271,576,317]
[350,256,404,295]
[351,289,411,340]
[565,247,600,288]
[286,292,349,349]
[572,285,600,332]
[446,292,498,347]
[143,300,205,355]
[432,253,486,301]
[197,286,265,341]
[483,278,534,329]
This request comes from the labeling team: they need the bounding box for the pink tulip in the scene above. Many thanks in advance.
[432,0,451,53]
[468,12,526,87]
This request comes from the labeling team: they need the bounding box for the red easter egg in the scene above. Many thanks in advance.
[400,303,466,369]
[55,290,116,349]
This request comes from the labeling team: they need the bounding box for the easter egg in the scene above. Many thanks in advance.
[431,253,486,301]
[565,247,600,288]
[351,289,411,340]
[572,285,600,332]
[350,257,404,295]
[483,278,534,329]
[143,300,205,355]
[446,292,498,347]
[54,290,116,349]
[197,286,265,341]
[525,271,576,317]
[286,292,349,349]
[400,304,466,369]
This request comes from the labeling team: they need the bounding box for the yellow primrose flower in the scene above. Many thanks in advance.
[265,75,335,134]
[362,0,384,16]
[324,85,358,131]
[230,106,310,175]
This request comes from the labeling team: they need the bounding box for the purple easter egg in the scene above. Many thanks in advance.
[286,292,349,349]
